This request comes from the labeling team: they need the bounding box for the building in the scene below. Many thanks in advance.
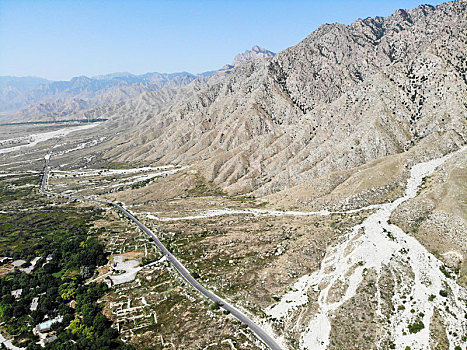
[11,289,22,299]
[30,297,39,311]
[33,315,63,335]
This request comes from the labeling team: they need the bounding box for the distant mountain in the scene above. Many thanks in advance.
[232,45,276,66]
[0,46,276,122]
[0,76,50,90]
[0,76,52,114]
[213,46,276,75]
[0,72,199,122]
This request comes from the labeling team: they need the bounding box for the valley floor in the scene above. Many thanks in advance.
[0,124,466,350]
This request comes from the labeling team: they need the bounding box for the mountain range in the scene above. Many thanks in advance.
[1,1,466,349]
[0,46,276,123]
[74,0,466,198]
[0,72,198,122]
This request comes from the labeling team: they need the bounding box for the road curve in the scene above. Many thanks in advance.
[40,153,283,350]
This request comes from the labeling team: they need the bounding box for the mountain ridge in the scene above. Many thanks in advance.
[0,71,201,121]
[79,0,466,198]
[0,45,277,122]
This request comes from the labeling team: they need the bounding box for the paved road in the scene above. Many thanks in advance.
[0,333,24,350]
[40,153,283,350]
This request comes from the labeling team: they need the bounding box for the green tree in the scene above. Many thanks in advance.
[92,313,110,336]
[59,282,76,301]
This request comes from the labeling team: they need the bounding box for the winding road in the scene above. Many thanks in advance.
[41,152,283,350]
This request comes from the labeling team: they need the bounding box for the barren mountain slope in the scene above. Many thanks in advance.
[4,2,466,349]
[0,76,50,113]
[390,147,467,287]
[90,0,467,197]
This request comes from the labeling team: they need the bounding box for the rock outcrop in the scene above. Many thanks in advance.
[232,45,276,65]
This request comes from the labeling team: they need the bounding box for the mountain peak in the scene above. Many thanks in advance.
[232,45,275,66]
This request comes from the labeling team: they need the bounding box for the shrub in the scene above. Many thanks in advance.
[439,265,453,279]
[210,301,221,310]
[408,320,425,334]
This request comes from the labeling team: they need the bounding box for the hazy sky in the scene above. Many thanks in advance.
[0,0,446,81]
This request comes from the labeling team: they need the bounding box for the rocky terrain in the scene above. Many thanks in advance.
[65,1,466,348]
[0,46,277,123]
[0,76,50,113]
[1,1,466,349]
[232,46,276,66]
[72,0,466,197]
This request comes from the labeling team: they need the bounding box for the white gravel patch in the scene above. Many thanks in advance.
[110,255,142,285]
[12,260,26,267]
[145,205,380,222]
[21,256,41,273]
[0,123,100,154]
[0,332,24,350]
[266,146,467,350]
[53,136,107,156]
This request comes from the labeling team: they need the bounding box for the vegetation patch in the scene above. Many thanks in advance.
[187,176,227,197]
[407,319,425,334]
[0,175,131,349]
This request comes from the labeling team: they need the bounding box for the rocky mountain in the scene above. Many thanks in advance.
[84,0,466,199]
[4,1,466,349]
[0,72,199,122]
[0,76,51,114]
[0,76,50,90]
[232,45,276,65]
[80,3,465,348]
[1,46,278,123]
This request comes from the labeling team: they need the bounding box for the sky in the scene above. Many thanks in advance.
[0,0,446,81]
